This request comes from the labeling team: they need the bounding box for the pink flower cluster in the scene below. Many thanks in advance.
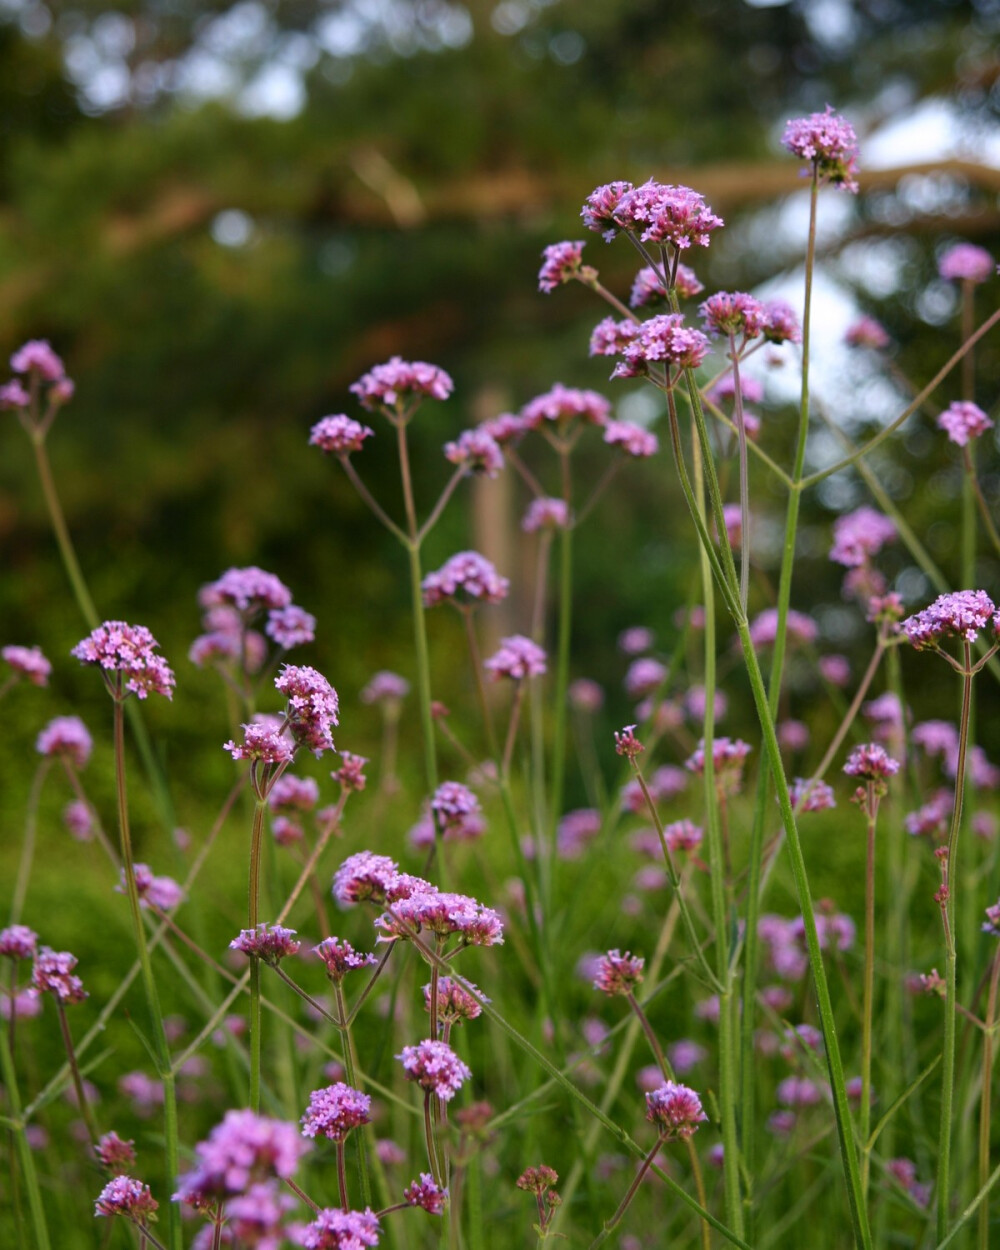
[422,551,509,607]
[520,383,611,429]
[314,936,378,981]
[603,419,658,458]
[350,357,453,411]
[120,863,184,911]
[444,428,504,478]
[843,743,900,781]
[781,106,859,192]
[398,1038,471,1101]
[538,240,587,292]
[31,947,87,1004]
[901,590,997,648]
[298,1207,381,1248]
[276,665,340,756]
[592,949,644,996]
[630,263,703,307]
[522,497,569,532]
[700,291,767,340]
[610,313,710,380]
[404,1173,449,1214]
[300,1082,372,1141]
[230,924,301,965]
[582,180,724,250]
[173,1110,308,1203]
[94,1176,158,1220]
[424,976,486,1024]
[71,622,175,700]
[2,644,51,686]
[645,1081,708,1139]
[829,506,897,568]
[484,634,547,680]
[36,715,93,768]
[937,401,993,447]
[310,414,374,454]
[938,243,994,284]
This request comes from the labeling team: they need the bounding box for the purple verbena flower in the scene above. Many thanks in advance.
[332,852,400,905]
[902,590,997,648]
[938,243,994,284]
[484,635,547,680]
[983,899,1000,938]
[614,724,644,759]
[776,1077,824,1108]
[314,936,378,981]
[431,781,481,832]
[444,428,504,478]
[268,775,319,814]
[0,925,38,961]
[11,339,65,381]
[589,316,640,357]
[556,807,602,859]
[94,1176,158,1220]
[300,1083,372,1141]
[538,240,587,292]
[603,419,658,457]
[297,1208,381,1248]
[397,1039,471,1101]
[378,889,503,947]
[790,778,836,812]
[230,924,301,965]
[845,316,889,350]
[700,291,767,340]
[2,644,51,687]
[581,180,635,240]
[664,819,704,853]
[31,947,87,1004]
[63,799,95,841]
[424,976,486,1025]
[592,949,644,996]
[611,180,724,250]
[0,380,30,409]
[121,864,184,911]
[668,1040,707,1075]
[905,789,952,839]
[333,751,368,792]
[685,738,752,782]
[360,670,409,704]
[568,677,604,712]
[937,401,993,447]
[422,552,509,607]
[517,1165,559,1194]
[200,567,292,615]
[782,106,859,192]
[843,743,900,780]
[266,606,316,650]
[522,497,570,532]
[71,622,175,701]
[224,722,294,764]
[762,300,802,344]
[404,1173,448,1214]
[644,1081,708,1139]
[310,414,374,455]
[624,657,666,698]
[614,314,709,379]
[350,357,453,412]
[829,506,897,567]
[36,715,92,768]
[95,1132,137,1174]
[173,1110,309,1202]
[912,720,959,758]
[275,665,339,756]
[520,383,610,429]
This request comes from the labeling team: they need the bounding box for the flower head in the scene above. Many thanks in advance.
[200,567,292,616]
[538,240,587,292]
[644,1081,708,1139]
[613,724,644,759]
[843,743,900,781]
[782,106,859,192]
[121,864,184,911]
[444,428,504,478]
[516,1165,559,1194]
[95,1132,137,1174]
[224,721,294,765]
[12,339,65,381]
[301,1083,372,1141]
[484,635,547,680]
[845,316,889,350]
[360,671,409,705]
[94,1176,158,1220]
[901,590,997,649]
[937,401,993,447]
[589,316,640,358]
[377,888,503,947]
[0,925,38,961]
[173,1110,308,1202]
[350,357,453,413]
[275,665,339,756]
[422,552,509,608]
[613,313,710,379]
[790,778,837,813]
[431,781,482,833]
[593,949,644,996]
[398,1039,471,1101]
[592,180,723,249]
[71,622,175,701]
[266,606,316,650]
[763,300,802,344]
[603,419,658,458]
[829,506,897,567]
[268,775,319,814]
[297,1208,381,1248]
[2,644,51,687]
[938,243,994,284]
[424,976,487,1025]
[332,852,400,905]
[630,263,703,308]
[522,497,570,532]
[230,924,301,965]
[581,180,635,240]
[0,380,30,409]
[314,936,378,981]
[700,291,767,340]
[520,383,610,430]
[333,751,368,792]
[404,1173,448,1215]
[63,799,95,841]
[310,414,374,455]
[36,716,92,768]
[31,947,87,1004]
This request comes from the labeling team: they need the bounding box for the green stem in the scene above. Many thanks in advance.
[937,644,974,1242]
[56,1001,99,1146]
[0,1024,51,1250]
[111,697,181,1250]
[547,518,574,871]
[248,798,266,1112]
[860,790,877,1202]
[978,948,1000,1250]
[10,761,49,925]
[589,1139,662,1248]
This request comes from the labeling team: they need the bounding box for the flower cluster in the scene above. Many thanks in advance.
[845,316,890,350]
[360,670,410,705]
[701,291,767,340]
[230,924,301,965]
[592,949,644,996]
[522,497,570,532]
[314,936,378,981]
[843,743,900,781]
[901,590,997,649]
[938,243,994,284]
[224,720,294,765]
[310,414,374,454]
[430,781,482,832]
[404,1173,449,1215]
[2,644,51,686]
[201,566,292,615]
[937,401,993,448]
[94,1176,158,1220]
[425,976,487,1025]
[630,263,703,308]
[398,1039,472,1101]
[484,634,547,680]
[583,180,723,250]
[781,106,859,192]
[520,383,611,429]
[610,313,710,379]
[350,357,453,412]
[31,947,87,1004]
[645,1081,708,1139]
[829,506,897,568]
[538,240,588,292]
[376,888,504,947]
[71,621,175,701]
[36,715,92,769]
[603,419,658,458]
[174,1110,308,1203]
[120,864,184,911]
[422,551,510,607]
[301,1083,372,1141]
[444,427,504,478]
[275,665,339,756]
[298,1208,381,1248]
[0,924,38,961]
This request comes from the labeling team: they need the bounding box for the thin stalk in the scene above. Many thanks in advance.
[0,1024,51,1250]
[963,446,1000,558]
[339,456,408,543]
[977,947,1000,1250]
[337,1140,349,1211]
[55,1001,99,1146]
[111,699,181,1250]
[248,798,266,1112]
[546,517,574,879]
[589,1139,662,1248]
[860,785,878,1201]
[463,610,499,760]
[937,644,974,1242]
[29,430,99,626]
[728,335,750,610]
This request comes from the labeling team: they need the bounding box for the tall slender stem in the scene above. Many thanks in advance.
[248,798,266,1112]
[860,786,878,1200]
[0,1024,51,1250]
[937,644,974,1242]
[977,947,1000,1250]
[112,699,181,1250]
[56,1002,99,1146]
[728,336,750,610]
[10,761,49,925]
